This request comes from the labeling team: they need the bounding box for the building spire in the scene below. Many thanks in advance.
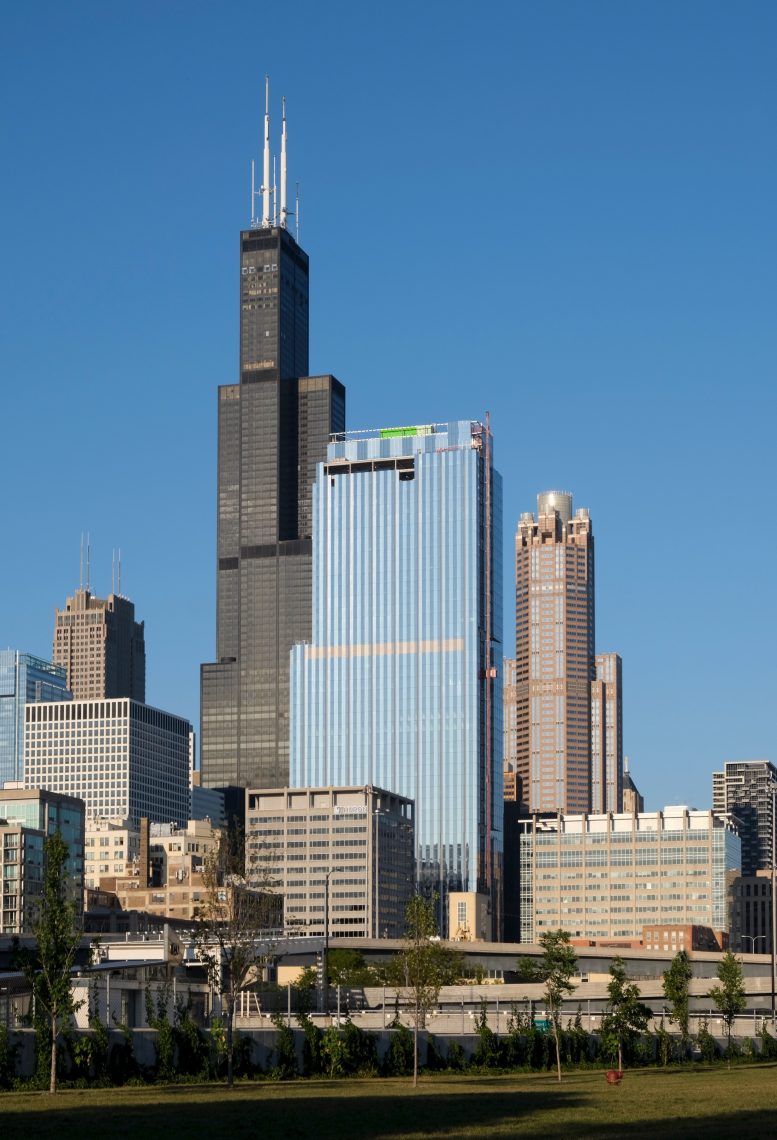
[262,75,271,227]
[280,95,288,229]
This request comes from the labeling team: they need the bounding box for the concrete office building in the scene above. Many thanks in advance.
[518,807,740,944]
[289,420,503,931]
[246,785,414,939]
[200,82,346,791]
[24,699,191,826]
[712,760,777,876]
[0,650,71,786]
[590,653,623,814]
[53,587,145,702]
[0,788,84,933]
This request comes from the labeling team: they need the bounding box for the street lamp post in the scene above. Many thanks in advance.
[373,809,383,940]
[742,935,767,953]
[765,793,770,1026]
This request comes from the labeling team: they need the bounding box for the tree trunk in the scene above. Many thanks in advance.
[553,1017,561,1082]
[50,1012,57,1094]
[226,995,234,1088]
[618,1040,623,1072]
[413,997,418,1088]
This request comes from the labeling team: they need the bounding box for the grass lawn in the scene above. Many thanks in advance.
[2,1065,777,1139]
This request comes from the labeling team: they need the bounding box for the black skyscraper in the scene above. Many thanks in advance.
[201,90,345,790]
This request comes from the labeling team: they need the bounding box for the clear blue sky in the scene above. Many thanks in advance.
[1,2,775,811]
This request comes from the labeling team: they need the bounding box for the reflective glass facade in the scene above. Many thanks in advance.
[0,650,71,786]
[290,421,503,928]
[201,221,346,791]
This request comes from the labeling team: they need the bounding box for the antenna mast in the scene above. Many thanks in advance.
[262,75,271,226]
[280,96,288,229]
[80,534,84,590]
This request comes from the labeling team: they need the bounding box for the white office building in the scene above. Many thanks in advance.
[24,698,191,826]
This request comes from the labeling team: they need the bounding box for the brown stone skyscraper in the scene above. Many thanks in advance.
[590,652,623,813]
[53,588,145,702]
[515,491,594,813]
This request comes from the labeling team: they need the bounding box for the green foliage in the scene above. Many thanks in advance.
[174,1001,209,1078]
[656,1018,673,1067]
[14,832,84,1093]
[697,1017,719,1063]
[563,1007,590,1065]
[108,1020,139,1085]
[321,1025,346,1077]
[445,1040,466,1071]
[472,1003,502,1069]
[387,894,460,1084]
[340,1019,378,1076]
[296,1010,324,1075]
[758,1022,777,1059]
[662,950,693,1042]
[327,949,377,988]
[270,1013,297,1079]
[384,1024,414,1076]
[537,930,577,1081]
[0,1025,19,1089]
[600,956,652,1070]
[145,983,175,1081]
[708,952,746,1063]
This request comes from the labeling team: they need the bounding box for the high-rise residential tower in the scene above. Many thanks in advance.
[515,492,595,813]
[53,588,145,703]
[0,650,71,786]
[200,82,345,791]
[712,760,777,877]
[289,420,503,931]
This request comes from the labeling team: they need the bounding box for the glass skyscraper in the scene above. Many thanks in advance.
[0,650,71,786]
[289,420,503,928]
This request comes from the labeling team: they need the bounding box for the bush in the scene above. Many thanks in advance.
[341,1020,378,1076]
[270,1014,297,1078]
[445,1040,467,1071]
[0,1026,19,1089]
[759,1022,777,1059]
[297,1011,324,1076]
[472,1004,502,1070]
[697,1018,719,1063]
[384,1024,414,1076]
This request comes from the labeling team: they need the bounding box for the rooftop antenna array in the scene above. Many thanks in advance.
[250,77,292,233]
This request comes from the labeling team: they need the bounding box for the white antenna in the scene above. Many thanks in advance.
[118,548,122,596]
[111,548,115,595]
[262,75,271,226]
[80,533,84,590]
[280,95,288,229]
[272,155,277,226]
[295,181,300,244]
[251,159,256,225]
[86,533,91,591]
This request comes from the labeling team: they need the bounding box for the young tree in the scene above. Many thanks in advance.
[662,949,693,1048]
[534,930,578,1082]
[708,951,746,1066]
[194,828,279,1087]
[601,956,652,1071]
[388,894,460,1087]
[15,832,83,1093]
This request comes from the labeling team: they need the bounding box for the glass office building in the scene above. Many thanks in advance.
[0,650,71,786]
[290,420,503,928]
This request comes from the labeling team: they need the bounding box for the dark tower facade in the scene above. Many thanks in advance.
[200,90,345,791]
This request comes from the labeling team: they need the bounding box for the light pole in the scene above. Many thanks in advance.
[742,935,767,953]
[320,867,333,1015]
[765,793,770,1026]
[373,809,383,939]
